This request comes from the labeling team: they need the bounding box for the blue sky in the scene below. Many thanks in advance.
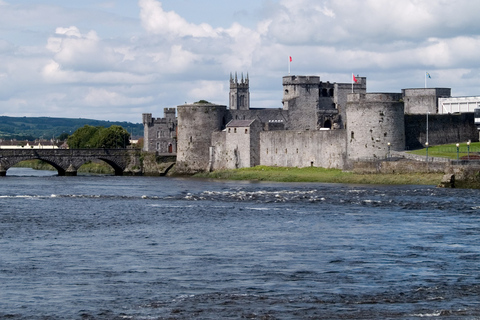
[1,0,480,122]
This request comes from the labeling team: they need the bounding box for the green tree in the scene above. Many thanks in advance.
[67,125,100,148]
[97,125,131,149]
[67,125,130,149]
[56,132,69,141]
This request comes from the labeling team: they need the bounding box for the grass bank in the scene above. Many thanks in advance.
[408,142,480,159]
[194,166,443,185]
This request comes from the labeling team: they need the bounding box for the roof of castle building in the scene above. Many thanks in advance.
[226,120,256,127]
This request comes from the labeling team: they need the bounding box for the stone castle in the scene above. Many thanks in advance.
[143,73,477,174]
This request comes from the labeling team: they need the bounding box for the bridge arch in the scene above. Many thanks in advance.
[0,149,130,176]
[10,158,67,176]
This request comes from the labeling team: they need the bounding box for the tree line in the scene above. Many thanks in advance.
[67,125,131,149]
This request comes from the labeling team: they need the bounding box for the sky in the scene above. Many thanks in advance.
[1,0,480,123]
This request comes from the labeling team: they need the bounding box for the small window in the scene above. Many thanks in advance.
[245,129,248,134]
[234,128,237,133]
[228,128,231,133]
[351,131,354,139]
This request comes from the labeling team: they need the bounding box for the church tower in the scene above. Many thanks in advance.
[229,72,250,110]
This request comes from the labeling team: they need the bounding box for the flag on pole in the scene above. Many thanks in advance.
[352,73,358,93]
[425,71,431,88]
[288,56,292,75]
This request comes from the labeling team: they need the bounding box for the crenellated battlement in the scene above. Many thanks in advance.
[282,75,320,86]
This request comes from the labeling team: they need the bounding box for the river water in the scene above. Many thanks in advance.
[1,168,479,319]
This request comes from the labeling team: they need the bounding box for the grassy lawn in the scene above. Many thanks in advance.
[195,166,443,185]
[408,142,480,159]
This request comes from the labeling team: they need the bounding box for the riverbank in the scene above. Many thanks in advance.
[194,166,444,185]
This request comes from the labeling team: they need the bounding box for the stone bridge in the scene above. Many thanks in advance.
[0,149,134,176]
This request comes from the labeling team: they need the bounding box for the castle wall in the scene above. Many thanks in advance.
[221,120,262,169]
[282,76,320,130]
[404,113,478,149]
[259,130,347,169]
[176,103,227,174]
[402,88,451,114]
[347,93,405,160]
[142,109,177,153]
[210,131,228,171]
[335,78,367,129]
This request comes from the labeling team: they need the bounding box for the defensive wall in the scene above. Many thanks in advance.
[176,103,227,174]
[260,130,347,169]
[346,93,405,161]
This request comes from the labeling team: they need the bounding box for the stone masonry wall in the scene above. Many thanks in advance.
[260,130,347,169]
[347,93,405,161]
[402,88,451,114]
[176,103,227,174]
[282,76,320,130]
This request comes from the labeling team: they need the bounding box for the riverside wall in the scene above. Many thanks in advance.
[259,130,347,169]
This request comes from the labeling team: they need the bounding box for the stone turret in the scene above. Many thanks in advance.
[229,72,250,110]
[347,93,405,161]
[176,103,227,174]
[282,75,320,130]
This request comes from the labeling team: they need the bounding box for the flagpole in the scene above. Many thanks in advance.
[425,71,427,88]
[288,56,291,75]
[352,73,354,93]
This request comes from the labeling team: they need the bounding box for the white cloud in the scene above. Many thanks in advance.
[139,0,219,38]
[2,0,480,122]
[84,88,153,107]
[188,81,226,103]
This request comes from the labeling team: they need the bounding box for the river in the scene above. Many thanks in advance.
[1,168,479,319]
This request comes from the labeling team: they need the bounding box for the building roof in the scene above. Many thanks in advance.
[226,119,256,127]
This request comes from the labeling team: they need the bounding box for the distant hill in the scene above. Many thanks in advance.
[0,116,143,140]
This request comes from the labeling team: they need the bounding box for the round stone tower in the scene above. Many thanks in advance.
[176,103,227,174]
[346,93,405,161]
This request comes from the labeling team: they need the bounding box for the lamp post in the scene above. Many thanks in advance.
[456,143,460,161]
[426,112,429,147]
[387,142,391,159]
[467,140,471,160]
[425,142,429,162]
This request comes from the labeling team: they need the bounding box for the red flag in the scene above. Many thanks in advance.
[289,56,292,62]
[353,74,358,83]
